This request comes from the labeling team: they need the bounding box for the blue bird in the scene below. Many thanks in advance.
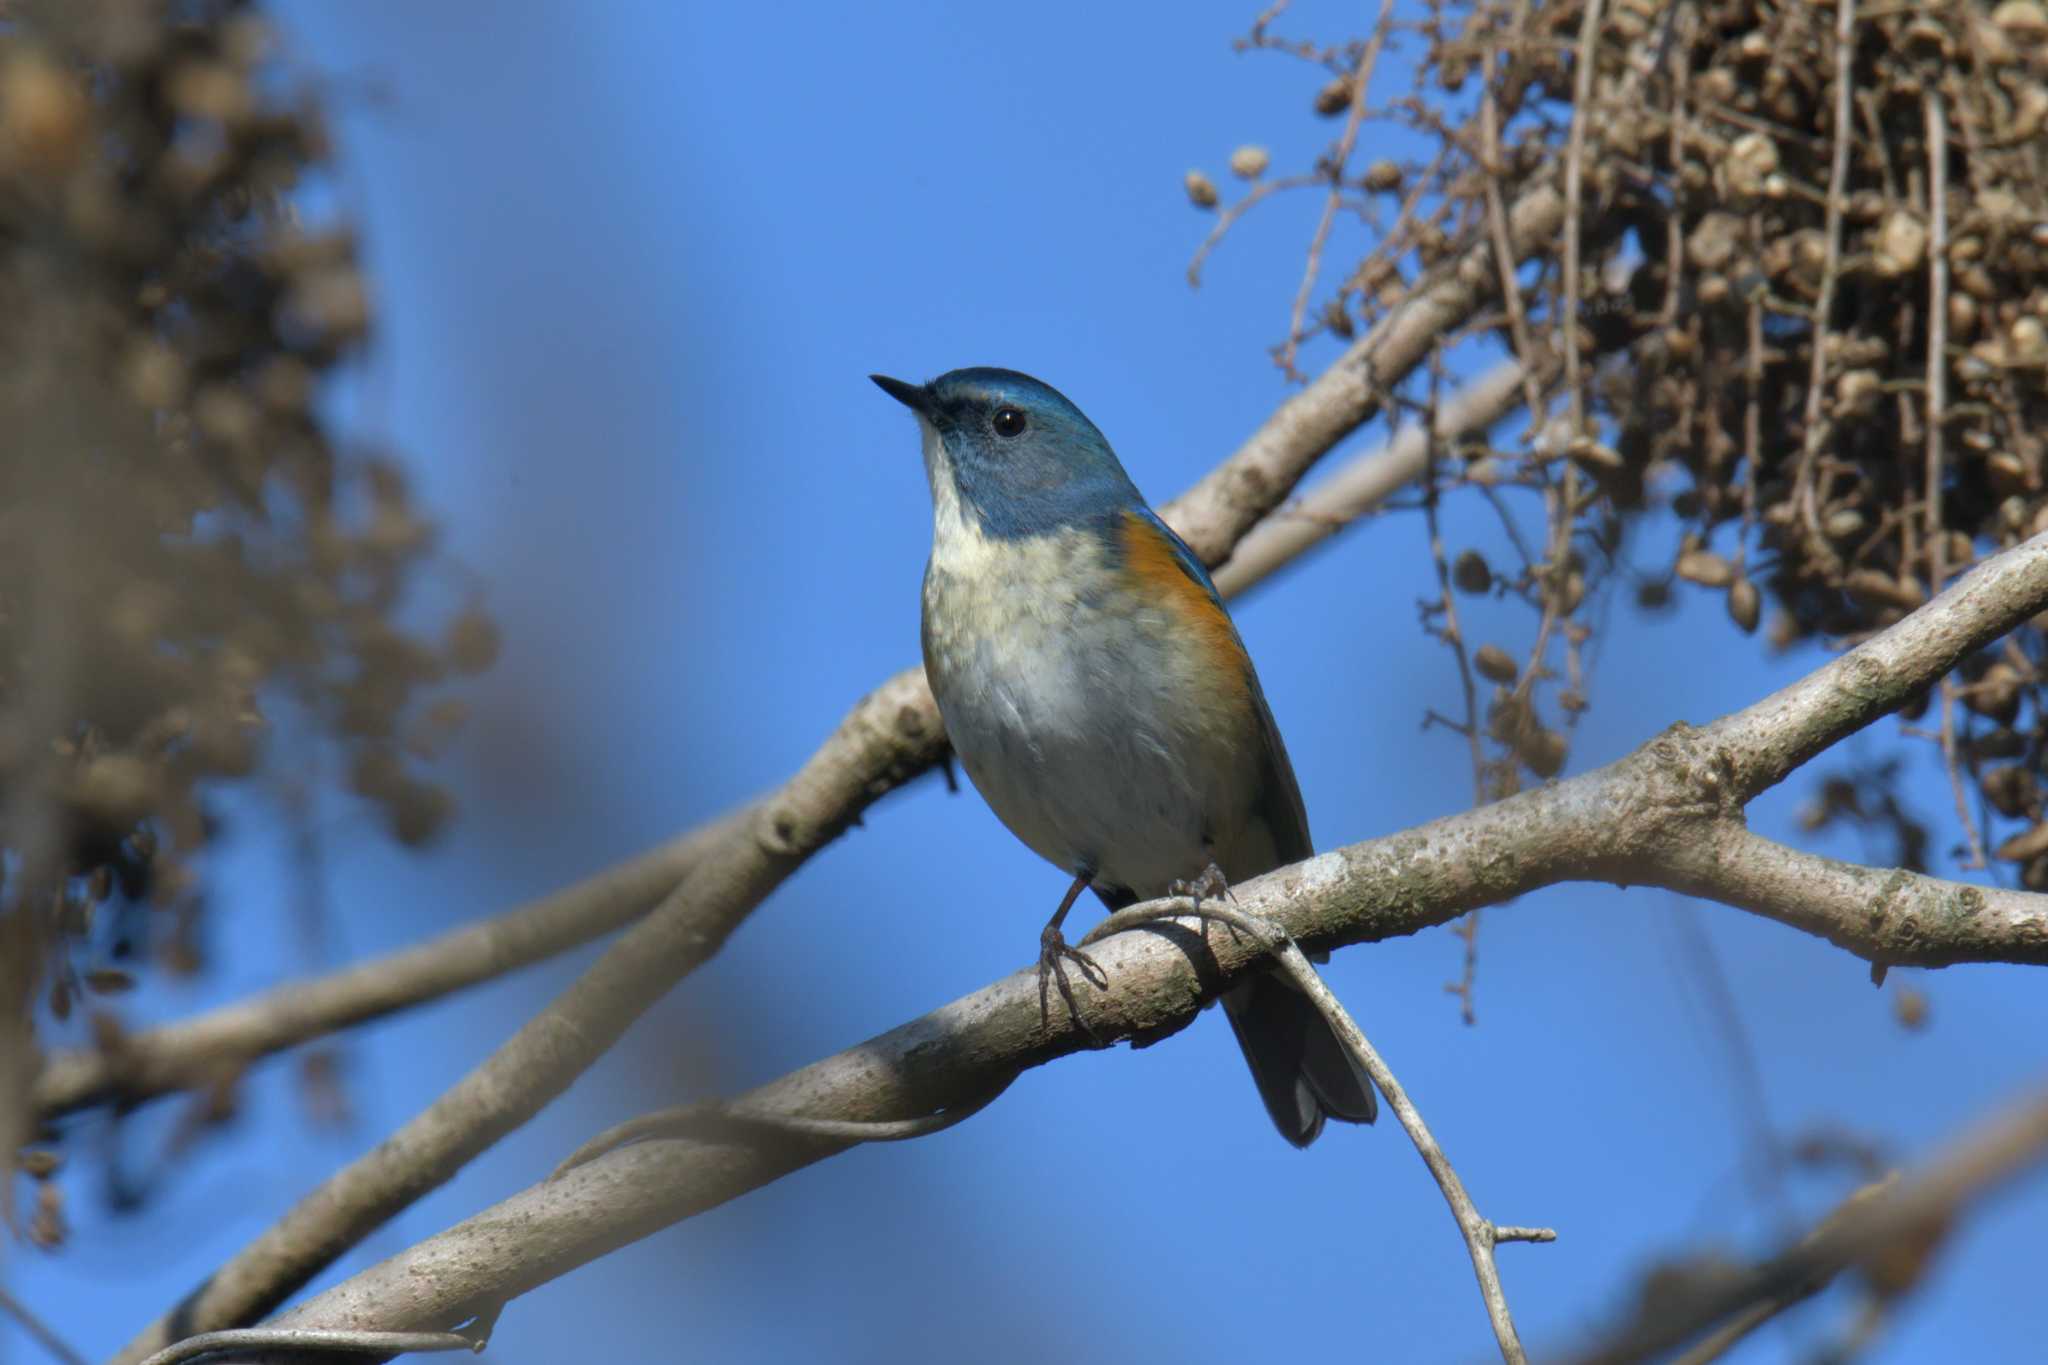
[873,366,1378,1146]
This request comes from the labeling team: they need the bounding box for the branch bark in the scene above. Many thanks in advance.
[253,530,2048,1343]
[1213,355,1542,598]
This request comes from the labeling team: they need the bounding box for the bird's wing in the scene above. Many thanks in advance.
[1120,505,1312,865]
[1124,506,1372,1146]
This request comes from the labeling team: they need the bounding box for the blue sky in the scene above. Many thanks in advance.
[9,3,2045,1363]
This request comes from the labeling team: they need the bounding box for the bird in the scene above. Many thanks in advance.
[872,365,1378,1146]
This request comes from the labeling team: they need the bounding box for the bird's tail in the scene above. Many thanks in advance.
[1220,968,1379,1147]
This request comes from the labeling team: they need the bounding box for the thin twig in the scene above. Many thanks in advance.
[1276,0,1397,379]
[1742,253,1764,559]
[1507,0,1602,713]
[1793,0,1859,541]
[1562,0,1602,432]
[1665,902,1788,1225]
[1423,348,1492,1024]
[0,1284,89,1365]
[1188,173,1321,287]
[1478,11,1553,435]
[137,1328,481,1365]
[550,1077,1016,1178]
[1425,361,1490,804]
[1122,900,1548,1363]
[1922,85,1986,871]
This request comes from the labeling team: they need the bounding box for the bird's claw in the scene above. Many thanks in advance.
[1169,861,1242,946]
[1169,860,1234,910]
[1037,923,1108,1042]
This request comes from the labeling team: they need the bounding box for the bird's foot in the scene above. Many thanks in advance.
[1037,922,1109,1042]
[1169,861,1244,948]
[1169,860,1235,910]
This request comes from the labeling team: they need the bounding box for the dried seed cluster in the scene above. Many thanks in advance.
[1599,0,2048,870]
[0,1,488,1021]
[1197,0,2048,855]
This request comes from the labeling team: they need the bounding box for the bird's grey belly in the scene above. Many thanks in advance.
[923,568,1253,896]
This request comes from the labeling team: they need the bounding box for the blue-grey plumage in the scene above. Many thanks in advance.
[874,366,1378,1146]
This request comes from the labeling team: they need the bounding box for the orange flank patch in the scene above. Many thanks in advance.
[1118,510,1252,707]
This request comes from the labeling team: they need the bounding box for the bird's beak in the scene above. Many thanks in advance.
[869,373,932,416]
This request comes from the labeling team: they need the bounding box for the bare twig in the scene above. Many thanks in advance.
[1792,0,1859,540]
[1127,899,1549,1364]
[1422,350,1493,1024]
[1664,902,1788,1223]
[136,1327,480,1365]
[0,1284,90,1365]
[1562,0,1602,426]
[1477,12,1553,435]
[255,530,2048,1342]
[1921,86,1986,871]
[1188,172,1320,287]
[1505,0,1602,716]
[549,1076,1015,1177]
[1275,0,1397,379]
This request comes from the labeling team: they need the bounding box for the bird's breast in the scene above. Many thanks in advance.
[920,520,1268,892]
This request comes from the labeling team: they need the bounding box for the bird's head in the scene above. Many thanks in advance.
[871,367,1139,539]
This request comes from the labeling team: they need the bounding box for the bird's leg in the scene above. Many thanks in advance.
[1039,872,1109,1036]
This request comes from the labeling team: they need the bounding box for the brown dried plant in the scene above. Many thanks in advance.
[1191,0,2048,895]
[0,0,488,1199]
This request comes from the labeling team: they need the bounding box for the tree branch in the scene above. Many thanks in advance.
[1661,824,2048,967]
[253,530,2048,1342]
[1173,181,1564,570]
[1213,355,1543,598]
[1701,527,2048,799]
[33,816,742,1120]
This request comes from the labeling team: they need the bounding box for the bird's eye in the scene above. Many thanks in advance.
[991,406,1027,438]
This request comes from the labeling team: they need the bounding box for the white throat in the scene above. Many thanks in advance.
[921,419,991,568]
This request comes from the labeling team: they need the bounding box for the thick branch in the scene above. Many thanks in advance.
[260,530,2048,1338]
[1702,529,2048,798]
[1661,824,2048,967]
